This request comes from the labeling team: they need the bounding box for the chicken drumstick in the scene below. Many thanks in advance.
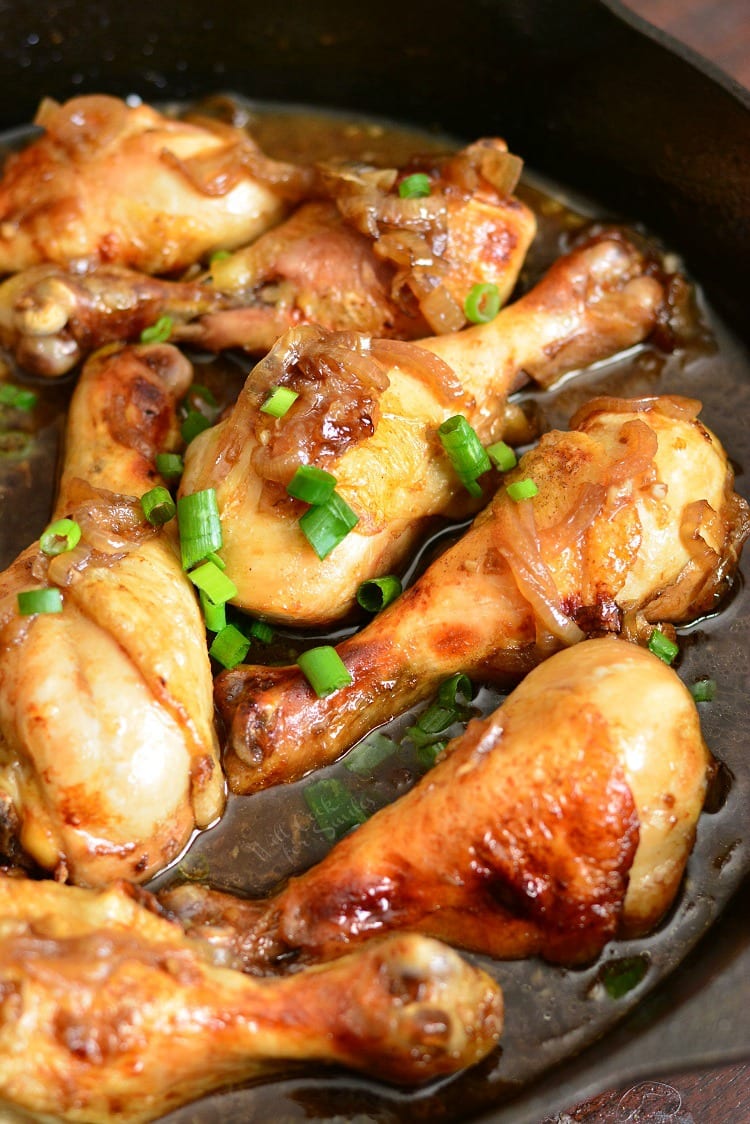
[0,874,502,1124]
[0,343,224,885]
[182,231,666,625]
[167,638,711,971]
[217,394,748,793]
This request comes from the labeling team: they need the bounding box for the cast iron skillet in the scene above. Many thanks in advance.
[0,1,749,1120]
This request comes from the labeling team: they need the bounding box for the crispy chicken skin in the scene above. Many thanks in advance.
[0,95,311,275]
[0,343,224,885]
[0,876,502,1123]
[182,231,666,625]
[166,639,711,971]
[217,395,748,793]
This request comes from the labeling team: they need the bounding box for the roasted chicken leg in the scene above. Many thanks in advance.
[0,94,311,275]
[217,394,748,792]
[182,231,666,625]
[166,638,711,971]
[0,874,502,1124]
[0,343,224,885]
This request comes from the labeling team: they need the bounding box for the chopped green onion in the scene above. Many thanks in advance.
[356,575,403,613]
[344,732,398,776]
[437,673,473,708]
[416,740,448,770]
[141,485,176,526]
[464,282,501,324]
[438,414,491,495]
[506,478,538,502]
[299,492,359,559]
[188,559,238,605]
[304,778,367,842]
[200,589,227,633]
[249,619,274,644]
[600,955,649,999]
[210,249,232,263]
[286,464,337,505]
[297,645,352,697]
[177,488,222,571]
[39,518,82,557]
[486,440,517,473]
[181,408,212,444]
[206,551,226,571]
[0,430,32,459]
[140,315,173,344]
[407,704,456,745]
[155,452,184,479]
[0,383,38,411]
[690,678,717,703]
[398,172,431,199]
[648,628,679,665]
[260,385,299,419]
[17,587,63,615]
[209,624,251,669]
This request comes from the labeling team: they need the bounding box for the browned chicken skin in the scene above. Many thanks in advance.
[165,639,711,971]
[0,95,311,275]
[217,395,748,793]
[182,232,667,626]
[0,875,502,1123]
[0,343,224,885]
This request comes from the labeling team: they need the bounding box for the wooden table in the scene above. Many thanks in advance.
[541,7,750,1120]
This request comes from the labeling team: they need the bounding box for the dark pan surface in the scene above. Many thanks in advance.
[0,1,749,1120]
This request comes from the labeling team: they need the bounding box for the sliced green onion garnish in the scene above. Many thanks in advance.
[416,740,448,770]
[17,587,63,615]
[181,408,212,444]
[464,282,501,324]
[600,955,649,999]
[206,551,226,571]
[260,385,300,419]
[506,478,538,502]
[648,628,679,665]
[286,464,337,505]
[690,678,717,703]
[249,619,274,644]
[299,492,359,560]
[407,704,457,745]
[177,488,222,571]
[297,645,352,697]
[398,172,431,199]
[39,518,82,557]
[356,575,403,613]
[141,485,177,526]
[0,383,38,411]
[140,315,173,344]
[344,732,398,776]
[437,673,473,708]
[210,249,232,264]
[200,589,227,633]
[303,778,367,842]
[155,452,184,479]
[438,414,491,495]
[188,559,238,605]
[486,440,517,472]
[209,624,251,669]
